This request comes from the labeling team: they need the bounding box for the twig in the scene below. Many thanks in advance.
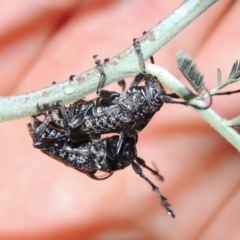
[0,0,218,121]
[146,64,240,152]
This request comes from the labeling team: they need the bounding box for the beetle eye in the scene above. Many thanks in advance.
[152,89,161,103]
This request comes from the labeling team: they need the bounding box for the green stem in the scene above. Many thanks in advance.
[0,0,218,121]
[147,64,240,152]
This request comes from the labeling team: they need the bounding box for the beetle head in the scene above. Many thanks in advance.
[144,75,165,109]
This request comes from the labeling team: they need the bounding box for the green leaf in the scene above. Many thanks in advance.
[177,50,204,94]
[217,68,221,86]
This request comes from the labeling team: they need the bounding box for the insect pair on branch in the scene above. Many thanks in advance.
[28,39,215,218]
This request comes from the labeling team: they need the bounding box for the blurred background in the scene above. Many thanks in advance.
[0,1,239,239]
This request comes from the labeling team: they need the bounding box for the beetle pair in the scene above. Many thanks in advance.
[38,39,209,155]
[28,113,174,217]
[28,39,211,218]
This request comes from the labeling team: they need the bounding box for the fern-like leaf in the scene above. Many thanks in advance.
[177,50,204,94]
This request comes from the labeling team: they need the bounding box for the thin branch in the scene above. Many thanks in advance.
[223,117,240,128]
[0,0,218,122]
[146,64,240,152]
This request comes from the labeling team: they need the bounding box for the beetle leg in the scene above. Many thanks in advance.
[93,55,121,109]
[115,133,124,156]
[135,157,164,181]
[133,38,145,73]
[69,102,94,128]
[130,39,148,88]
[142,31,155,64]
[131,161,175,218]
[37,100,70,128]
[28,115,51,141]
[87,171,114,181]
[117,79,126,91]
[93,55,106,96]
